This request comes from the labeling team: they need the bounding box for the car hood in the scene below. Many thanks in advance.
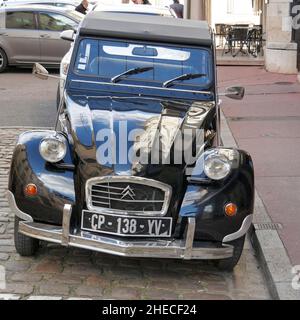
[65,93,214,171]
[65,93,215,216]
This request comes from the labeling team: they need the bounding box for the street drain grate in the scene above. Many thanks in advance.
[254,223,283,231]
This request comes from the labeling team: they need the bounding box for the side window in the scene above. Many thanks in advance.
[6,11,35,30]
[0,12,5,29]
[38,12,77,31]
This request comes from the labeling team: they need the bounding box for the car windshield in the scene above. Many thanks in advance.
[74,38,212,89]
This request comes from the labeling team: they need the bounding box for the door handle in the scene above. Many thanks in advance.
[0,33,8,36]
[40,34,50,38]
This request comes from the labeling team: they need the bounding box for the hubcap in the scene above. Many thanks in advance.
[0,52,3,68]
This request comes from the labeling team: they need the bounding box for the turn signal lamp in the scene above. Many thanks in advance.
[224,203,237,217]
[24,184,38,197]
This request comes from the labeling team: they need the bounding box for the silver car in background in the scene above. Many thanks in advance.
[0,4,83,72]
[0,0,81,9]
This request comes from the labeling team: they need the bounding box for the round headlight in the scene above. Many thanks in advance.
[39,134,67,163]
[204,153,231,181]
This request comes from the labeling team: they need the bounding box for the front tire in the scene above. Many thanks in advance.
[0,48,8,73]
[216,235,245,271]
[14,216,39,256]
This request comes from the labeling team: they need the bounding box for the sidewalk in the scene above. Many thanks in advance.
[218,66,300,269]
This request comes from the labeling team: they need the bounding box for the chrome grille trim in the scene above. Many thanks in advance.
[85,176,172,217]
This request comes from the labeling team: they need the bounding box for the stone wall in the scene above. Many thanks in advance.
[184,0,298,74]
[184,0,211,23]
[265,0,298,73]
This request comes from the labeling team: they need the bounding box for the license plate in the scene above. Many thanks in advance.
[81,211,172,238]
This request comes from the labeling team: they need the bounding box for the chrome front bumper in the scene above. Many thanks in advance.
[17,204,234,260]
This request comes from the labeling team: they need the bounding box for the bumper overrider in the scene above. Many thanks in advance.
[8,191,253,260]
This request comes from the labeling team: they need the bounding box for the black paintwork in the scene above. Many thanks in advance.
[8,33,255,243]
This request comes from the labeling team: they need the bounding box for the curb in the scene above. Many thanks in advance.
[221,111,300,300]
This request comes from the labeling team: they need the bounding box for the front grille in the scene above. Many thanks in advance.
[85,176,172,216]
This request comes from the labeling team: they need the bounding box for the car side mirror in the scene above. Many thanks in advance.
[32,63,49,80]
[32,63,61,80]
[60,29,74,42]
[224,86,245,100]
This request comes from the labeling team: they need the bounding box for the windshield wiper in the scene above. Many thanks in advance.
[163,73,207,88]
[111,67,154,84]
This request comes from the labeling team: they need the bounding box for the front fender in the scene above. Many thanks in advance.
[179,149,254,242]
[8,130,75,225]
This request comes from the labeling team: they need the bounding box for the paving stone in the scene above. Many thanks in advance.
[103,267,144,280]
[10,273,43,283]
[0,294,21,300]
[74,285,103,298]
[139,260,168,271]
[118,259,142,269]
[0,253,9,261]
[64,255,93,265]
[27,296,63,300]
[0,239,14,246]
[0,283,34,295]
[85,275,111,288]
[67,297,93,300]
[0,203,10,208]
[143,269,183,281]
[109,287,141,300]
[13,254,33,262]
[192,272,225,282]
[72,249,93,257]
[33,260,63,274]
[202,281,229,293]
[0,213,9,218]
[181,293,232,300]
[173,280,205,292]
[63,264,101,276]
[44,248,68,258]
[116,278,148,290]
[0,224,8,234]
[45,274,85,285]
[143,288,179,300]
[4,261,31,272]
[148,280,177,291]
[38,283,70,296]
[92,255,119,267]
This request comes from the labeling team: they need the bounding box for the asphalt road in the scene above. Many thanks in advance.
[0,67,58,127]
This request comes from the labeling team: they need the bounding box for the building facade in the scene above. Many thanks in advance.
[184,0,299,74]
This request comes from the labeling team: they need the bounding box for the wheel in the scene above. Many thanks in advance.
[14,216,39,256]
[0,48,8,73]
[56,83,60,110]
[215,235,245,271]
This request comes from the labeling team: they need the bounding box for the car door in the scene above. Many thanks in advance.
[3,10,41,64]
[37,11,78,64]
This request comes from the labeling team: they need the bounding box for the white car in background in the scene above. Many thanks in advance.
[57,3,177,107]
[92,3,176,17]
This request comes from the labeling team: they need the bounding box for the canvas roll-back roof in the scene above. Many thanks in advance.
[79,12,212,46]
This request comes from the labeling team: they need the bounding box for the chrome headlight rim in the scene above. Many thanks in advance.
[204,149,233,181]
[39,133,67,163]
